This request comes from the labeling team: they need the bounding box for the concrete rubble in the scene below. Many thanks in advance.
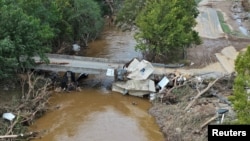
[111,57,235,130]
[112,58,156,97]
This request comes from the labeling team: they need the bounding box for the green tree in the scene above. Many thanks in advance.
[0,1,54,75]
[134,0,201,61]
[116,0,145,28]
[0,0,108,79]
[67,0,104,46]
[17,0,76,49]
[0,37,18,79]
[19,0,105,48]
[94,0,112,16]
[229,46,250,124]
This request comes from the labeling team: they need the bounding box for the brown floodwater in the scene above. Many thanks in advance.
[79,26,142,59]
[28,25,164,141]
[29,88,164,141]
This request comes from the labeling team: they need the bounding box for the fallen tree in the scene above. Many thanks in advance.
[149,73,236,141]
[185,76,222,111]
[0,71,52,140]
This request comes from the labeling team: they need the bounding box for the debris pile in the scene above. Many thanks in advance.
[148,73,237,141]
[111,58,237,141]
[112,58,156,97]
[111,58,189,99]
[0,71,50,140]
[52,71,88,93]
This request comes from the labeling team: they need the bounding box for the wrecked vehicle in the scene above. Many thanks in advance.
[60,71,88,91]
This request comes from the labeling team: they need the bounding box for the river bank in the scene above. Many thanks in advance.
[0,70,236,141]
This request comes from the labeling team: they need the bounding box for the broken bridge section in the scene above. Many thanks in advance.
[32,53,172,77]
[32,53,130,74]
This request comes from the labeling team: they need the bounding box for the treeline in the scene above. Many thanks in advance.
[0,0,115,79]
[230,46,250,124]
[116,0,201,62]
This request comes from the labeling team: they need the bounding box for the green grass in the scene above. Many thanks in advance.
[217,10,250,38]
[217,11,231,33]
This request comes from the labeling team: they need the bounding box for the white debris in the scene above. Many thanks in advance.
[72,44,80,52]
[106,68,115,76]
[149,93,156,101]
[157,76,169,89]
[2,113,15,121]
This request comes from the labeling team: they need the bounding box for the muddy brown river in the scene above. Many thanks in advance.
[29,26,164,141]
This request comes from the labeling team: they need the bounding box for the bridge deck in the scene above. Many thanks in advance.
[33,54,131,74]
[33,54,183,75]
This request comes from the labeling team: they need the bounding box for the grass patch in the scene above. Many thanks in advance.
[217,10,250,38]
[217,11,231,33]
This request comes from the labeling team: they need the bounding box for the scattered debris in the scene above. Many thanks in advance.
[2,113,15,121]
[0,132,39,140]
[185,76,222,111]
[106,68,115,77]
[72,43,81,55]
[58,71,88,92]
[0,71,52,140]
[111,57,237,141]
[115,68,128,81]
[149,93,157,102]
[157,76,169,90]
[72,44,80,52]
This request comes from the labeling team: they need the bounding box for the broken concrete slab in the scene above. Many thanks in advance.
[220,46,239,60]
[126,59,154,80]
[215,53,235,74]
[112,79,156,97]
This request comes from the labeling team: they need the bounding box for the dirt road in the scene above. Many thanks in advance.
[187,0,250,69]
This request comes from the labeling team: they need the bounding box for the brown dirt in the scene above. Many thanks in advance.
[187,1,250,68]
[150,73,237,141]
[150,1,250,141]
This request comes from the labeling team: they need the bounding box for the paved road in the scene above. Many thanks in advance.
[32,53,229,79]
[195,2,225,39]
[33,54,128,74]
